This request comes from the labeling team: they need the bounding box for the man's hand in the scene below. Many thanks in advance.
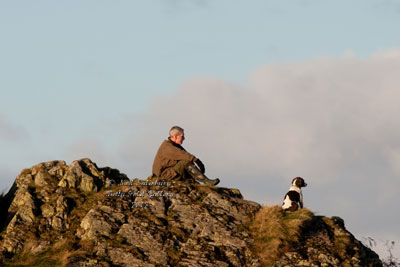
[195,159,205,174]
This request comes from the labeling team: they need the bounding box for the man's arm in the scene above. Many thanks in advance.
[159,141,197,162]
[195,159,205,173]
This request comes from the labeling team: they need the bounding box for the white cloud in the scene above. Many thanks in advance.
[116,49,400,258]
[385,148,400,177]
[121,49,400,183]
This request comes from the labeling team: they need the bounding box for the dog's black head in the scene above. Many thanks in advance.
[291,177,307,188]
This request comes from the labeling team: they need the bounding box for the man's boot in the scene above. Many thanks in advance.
[185,162,220,185]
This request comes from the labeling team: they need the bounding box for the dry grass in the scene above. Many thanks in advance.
[3,237,100,267]
[249,205,314,266]
[3,236,79,267]
[3,249,63,267]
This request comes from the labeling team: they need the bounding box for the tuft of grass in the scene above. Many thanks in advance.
[249,205,314,266]
[3,237,77,267]
[3,248,63,267]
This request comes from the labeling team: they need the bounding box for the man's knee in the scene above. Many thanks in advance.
[173,160,191,176]
[175,160,191,167]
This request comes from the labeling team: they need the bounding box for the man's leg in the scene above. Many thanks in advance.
[185,162,220,185]
[173,160,191,180]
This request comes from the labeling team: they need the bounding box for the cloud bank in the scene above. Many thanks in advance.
[122,49,400,181]
[117,49,400,244]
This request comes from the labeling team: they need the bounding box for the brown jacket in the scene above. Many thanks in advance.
[152,139,197,179]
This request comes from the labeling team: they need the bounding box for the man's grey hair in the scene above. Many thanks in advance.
[169,126,184,137]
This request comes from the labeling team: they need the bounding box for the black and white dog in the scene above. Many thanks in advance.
[282,177,307,212]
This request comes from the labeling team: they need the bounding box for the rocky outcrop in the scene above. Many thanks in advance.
[0,159,261,266]
[274,216,382,266]
[0,159,382,266]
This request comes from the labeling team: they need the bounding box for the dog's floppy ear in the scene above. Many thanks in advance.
[293,177,306,187]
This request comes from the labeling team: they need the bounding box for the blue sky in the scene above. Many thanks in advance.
[1,0,400,259]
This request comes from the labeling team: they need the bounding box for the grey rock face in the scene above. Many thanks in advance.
[0,159,128,257]
[0,159,382,267]
[0,159,261,266]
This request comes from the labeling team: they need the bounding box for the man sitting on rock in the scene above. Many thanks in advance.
[152,126,220,185]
